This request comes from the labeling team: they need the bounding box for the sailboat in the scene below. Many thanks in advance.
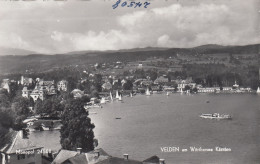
[146,87,151,96]
[118,94,122,101]
[130,92,133,98]
[257,87,260,94]
[180,87,183,93]
[116,90,119,99]
[110,92,113,101]
[100,97,106,104]
[166,91,169,96]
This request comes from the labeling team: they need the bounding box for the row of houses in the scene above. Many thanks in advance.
[21,78,68,101]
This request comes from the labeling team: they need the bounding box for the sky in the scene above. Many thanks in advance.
[0,0,259,54]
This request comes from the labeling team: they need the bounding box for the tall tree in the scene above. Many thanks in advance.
[60,99,95,152]
[0,108,14,149]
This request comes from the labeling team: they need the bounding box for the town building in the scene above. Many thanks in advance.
[22,87,32,98]
[57,80,68,92]
[28,80,56,101]
[52,148,110,164]
[1,79,10,93]
[0,130,43,164]
[52,148,165,164]
[154,76,169,85]
[197,87,220,93]
[30,87,45,101]
[143,155,165,164]
[38,80,56,95]
[20,76,33,86]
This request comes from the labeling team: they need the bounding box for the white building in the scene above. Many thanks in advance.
[22,87,31,98]
[57,80,68,92]
[0,130,43,164]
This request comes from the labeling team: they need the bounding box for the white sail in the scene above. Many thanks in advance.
[257,87,260,93]
[130,92,133,97]
[100,97,106,104]
[110,92,113,101]
[116,90,119,99]
[180,87,183,93]
[146,87,151,96]
[166,92,169,96]
[118,94,122,101]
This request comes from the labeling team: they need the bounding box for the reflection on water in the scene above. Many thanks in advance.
[29,93,260,164]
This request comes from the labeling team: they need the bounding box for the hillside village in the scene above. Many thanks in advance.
[0,45,259,164]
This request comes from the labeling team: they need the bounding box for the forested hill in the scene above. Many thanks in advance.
[0,44,259,74]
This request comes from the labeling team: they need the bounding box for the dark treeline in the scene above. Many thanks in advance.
[182,64,259,89]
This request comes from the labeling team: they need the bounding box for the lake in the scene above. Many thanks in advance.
[29,93,260,164]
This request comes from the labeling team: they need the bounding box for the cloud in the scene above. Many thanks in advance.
[0,1,259,54]
[117,3,260,48]
[157,35,172,47]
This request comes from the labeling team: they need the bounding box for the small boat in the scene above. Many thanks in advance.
[200,113,232,120]
[166,92,169,96]
[180,87,183,93]
[116,90,119,99]
[115,117,121,119]
[41,124,53,131]
[100,97,106,104]
[206,100,210,103]
[110,92,113,101]
[146,87,151,96]
[92,104,102,108]
[257,87,260,94]
[89,112,97,114]
[130,92,133,98]
[118,94,122,101]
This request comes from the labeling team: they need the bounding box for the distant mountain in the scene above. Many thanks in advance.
[0,47,37,56]
[191,44,260,54]
[65,47,169,55]
[0,44,259,74]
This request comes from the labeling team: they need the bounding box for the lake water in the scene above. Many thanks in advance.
[29,93,260,164]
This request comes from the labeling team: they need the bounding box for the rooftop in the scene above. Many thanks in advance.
[0,130,43,154]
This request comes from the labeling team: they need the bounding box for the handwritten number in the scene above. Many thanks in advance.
[135,2,142,8]
[121,1,127,7]
[128,2,135,7]
[144,2,150,8]
[112,0,150,9]
[112,0,121,9]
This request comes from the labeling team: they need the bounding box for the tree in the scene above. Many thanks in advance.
[184,85,191,91]
[60,99,95,152]
[0,108,14,148]
[11,97,31,117]
[66,76,78,92]
[149,71,158,81]
[0,91,10,108]
[35,98,64,117]
[123,80,133,90]
[34,99,43,114]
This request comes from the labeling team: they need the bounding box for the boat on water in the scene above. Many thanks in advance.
[166,92,169,96]
[118,94,122,101]
[116,90,119,99]
[100,97,106,104]
[130,92,133,97]
[200,113,232,120]
[110,92,113,101]
[257,87,260,93]
[180,87,183,93]
[146,88,151,96]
